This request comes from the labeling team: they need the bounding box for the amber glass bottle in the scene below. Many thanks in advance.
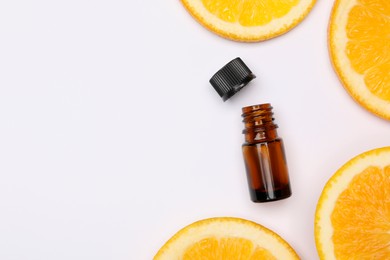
[242,104,292,202]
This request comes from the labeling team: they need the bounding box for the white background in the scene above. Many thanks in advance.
[0,0,389,259]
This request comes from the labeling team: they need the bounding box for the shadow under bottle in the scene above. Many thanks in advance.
[242,104,292,202]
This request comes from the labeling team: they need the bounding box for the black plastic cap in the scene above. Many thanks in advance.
[209,57,256,101]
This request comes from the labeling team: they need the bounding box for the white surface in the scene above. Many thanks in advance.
[0,1,389,259]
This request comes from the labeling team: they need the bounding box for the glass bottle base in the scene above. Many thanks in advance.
[249,187,291,203]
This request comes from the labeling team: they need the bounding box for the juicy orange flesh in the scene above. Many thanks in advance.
[182,237,276,260]
[345,0,390,100]
[331,165,390,258]
[201,0,299,26]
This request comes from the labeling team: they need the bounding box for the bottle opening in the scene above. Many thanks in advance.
[242,103,272,115]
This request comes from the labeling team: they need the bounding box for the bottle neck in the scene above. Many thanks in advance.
[242,103,279,144]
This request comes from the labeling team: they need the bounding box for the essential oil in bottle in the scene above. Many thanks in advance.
[241,104,292,202]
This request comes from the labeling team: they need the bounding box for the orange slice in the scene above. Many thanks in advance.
[180,0,316,42]
[154,217,299,259]
[329,0,390,120]
[315,147,390,259]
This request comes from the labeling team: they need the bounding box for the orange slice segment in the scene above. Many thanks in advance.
[154,217,299,259]
[329,0,390,120]
[315,147,390,259]
[180,0,316,42]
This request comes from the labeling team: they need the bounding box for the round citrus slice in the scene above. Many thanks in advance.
[180,0,316,42]
[154,217,299,259]
[329,0,390,120]
[315,147,390,259]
